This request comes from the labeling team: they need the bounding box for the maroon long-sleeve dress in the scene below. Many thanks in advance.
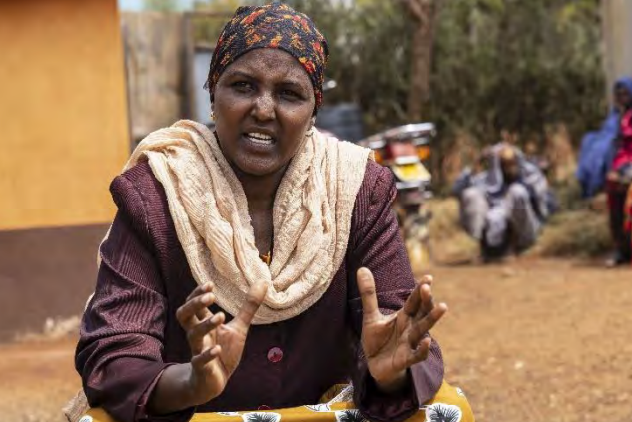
[75,160,444,422]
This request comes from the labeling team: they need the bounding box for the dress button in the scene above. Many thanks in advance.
[258,405,271,411]
[267,346,283,363]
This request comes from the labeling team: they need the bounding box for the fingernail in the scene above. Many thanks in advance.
[203,293,214,303]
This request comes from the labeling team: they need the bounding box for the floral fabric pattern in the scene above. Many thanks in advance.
[205,2,329,108]
[80,381,474,422]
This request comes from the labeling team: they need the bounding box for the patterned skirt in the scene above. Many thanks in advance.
[79,381,474,422]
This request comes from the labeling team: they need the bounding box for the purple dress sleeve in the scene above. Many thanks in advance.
[75,173,195,422]
[347,162,444,422]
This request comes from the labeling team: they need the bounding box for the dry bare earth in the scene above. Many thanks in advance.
[1,260,631,422]
[0,337,78,422]
[432,259,632,422]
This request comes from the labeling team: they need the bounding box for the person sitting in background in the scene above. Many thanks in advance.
[453,143,551,262]
[605,80,632,266]
[577,77,632,199]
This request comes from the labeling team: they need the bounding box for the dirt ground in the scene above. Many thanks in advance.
[1,258,631,422]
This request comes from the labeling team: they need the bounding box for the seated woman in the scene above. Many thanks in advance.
[452,143,551,262]
[71,3,473,422]
[577,78,632,199]
[605,80,632,266]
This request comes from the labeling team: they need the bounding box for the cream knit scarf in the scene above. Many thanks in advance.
[109,120,372,324]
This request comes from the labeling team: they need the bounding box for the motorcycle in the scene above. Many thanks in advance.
[357,123,435,272]
[314,80,435,271]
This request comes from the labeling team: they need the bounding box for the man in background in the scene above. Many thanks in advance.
[453,143,552,262]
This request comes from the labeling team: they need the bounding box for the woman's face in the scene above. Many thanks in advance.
[212,48,316,177]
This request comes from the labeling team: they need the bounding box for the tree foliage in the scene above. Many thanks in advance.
[284,0,604,148]
[429,0,605,145]
[192,0,605,153]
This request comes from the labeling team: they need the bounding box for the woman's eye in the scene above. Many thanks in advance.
[232,81,253,92]
[281,90,302,100]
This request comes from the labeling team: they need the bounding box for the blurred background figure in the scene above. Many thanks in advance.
[577,78,632,198]
[605,78,632,265]
[577,77,632,266]
[453,143,552,262]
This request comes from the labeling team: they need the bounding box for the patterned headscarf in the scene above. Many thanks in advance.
[205,2,329,109]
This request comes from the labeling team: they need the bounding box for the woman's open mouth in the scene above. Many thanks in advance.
[244,132,275,146]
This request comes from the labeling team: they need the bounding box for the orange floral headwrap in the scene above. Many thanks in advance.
[204,2,329,109]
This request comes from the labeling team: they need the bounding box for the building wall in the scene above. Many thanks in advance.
[601,0,632,95]
[0,0,129,230]
[122,12,186,143]
[0,0,129,341]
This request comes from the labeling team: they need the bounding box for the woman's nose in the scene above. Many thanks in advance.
[251,93,276,122]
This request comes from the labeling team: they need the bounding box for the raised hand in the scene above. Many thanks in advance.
[356,267,447,392]
[149,280,268,414]
[176,281,269,404]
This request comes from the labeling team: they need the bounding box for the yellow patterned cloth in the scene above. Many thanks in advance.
[78,381,474,422]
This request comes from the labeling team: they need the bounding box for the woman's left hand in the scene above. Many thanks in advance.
[356,267,448,393]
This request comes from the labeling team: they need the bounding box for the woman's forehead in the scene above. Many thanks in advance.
[222,49,312,86]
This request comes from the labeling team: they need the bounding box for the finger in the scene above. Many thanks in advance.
[176,292,216,330]
[405,336,432,366]
[356,267,380,322]
[418,283,435,319]
[403,282,422,317]
[191,344,222,371]
[186,312,225,355]
[185,283,215,322]
[233,282,269,331]
[419,274,433,286]
[404,275,434,317]
[410,302,448,342]
[186,282,214,302]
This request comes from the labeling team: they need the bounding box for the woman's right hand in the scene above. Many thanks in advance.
[149,281,268,415]
[176,281,269,404]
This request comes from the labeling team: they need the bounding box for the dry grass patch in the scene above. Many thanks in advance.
[428,199,478,263]
[427,198,611,262]
[528,208,610,258]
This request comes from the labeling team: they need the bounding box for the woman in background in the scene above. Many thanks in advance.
[576,77,632,266]
[605,79,632,266]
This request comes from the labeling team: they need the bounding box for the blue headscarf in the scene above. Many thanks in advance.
[577,77,632,198]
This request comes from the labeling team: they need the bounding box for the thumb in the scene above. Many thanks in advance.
[233,282,269,331]
[356,267,381,323]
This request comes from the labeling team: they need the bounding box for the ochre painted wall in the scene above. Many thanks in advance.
[0,0,129,230]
